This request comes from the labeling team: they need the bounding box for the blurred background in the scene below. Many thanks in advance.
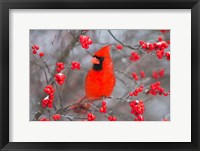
[30,30,170,121]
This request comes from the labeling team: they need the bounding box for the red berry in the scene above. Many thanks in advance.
[163,93,168,96]
[132,72,139,81]
[166,40,170,45]
[39,52,44,57]
[161,42,168,49]
[57,67,61,72]
[152,71,159,79]
[71,61,81,70]
[162,118,168,121]
[87,113,95,121]
[102,101,106,106]
[88,39,93,45]
[165,52,170,61]
[112,116,117,121]
[116,44,123,50]
[108,116,117,121]
[132,72,137,78]
[133,91,138,96]
[139,40,145,45]
[159,69,165,77]
[130,52,140,62]
[34,45,39,50]
[48,103,53,108]
[158,36,163,42]
[139,87,143,92]
[56,62,64,72]
[55,73,66,85]
[52,114,61,121]
[88,113,92,117]
[142,43,147,49]
[99,107,104,113]
[79,35,93,49]
[40,118,50,121]
[32,50,37,54]
[108,116,113,121]
[160,30,169,34]
[134,114,144,121]
[140,71,145,78]
[148,43,154,51]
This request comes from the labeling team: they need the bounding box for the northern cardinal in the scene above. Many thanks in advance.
[71,45,116,112]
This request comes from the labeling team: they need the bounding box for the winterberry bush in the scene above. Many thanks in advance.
[30,30,170,121]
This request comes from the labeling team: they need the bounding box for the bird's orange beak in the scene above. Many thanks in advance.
[91,57,100,64]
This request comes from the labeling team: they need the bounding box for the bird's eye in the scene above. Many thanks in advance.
[93,55,104,61]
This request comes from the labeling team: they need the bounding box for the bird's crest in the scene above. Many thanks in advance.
[94,45,111,58]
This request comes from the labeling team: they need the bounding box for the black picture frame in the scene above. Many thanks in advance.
[0,0,199,151]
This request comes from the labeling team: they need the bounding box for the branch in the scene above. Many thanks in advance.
[108,30,162,56]
[30,42,63,109]
[108,30,143,52]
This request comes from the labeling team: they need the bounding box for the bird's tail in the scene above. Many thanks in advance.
[69,96,91,113]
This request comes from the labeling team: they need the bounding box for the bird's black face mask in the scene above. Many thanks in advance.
[92,55,105,71]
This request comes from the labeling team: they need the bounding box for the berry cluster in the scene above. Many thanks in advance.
[32,45,44,58]
[139,40,155,51]
[129,85,143,96]
[139,39,170,61]
[42,85,55,108]
[116,44,123,50]
[79,35,93,49]
[99,101,107,113]
[130,52,140,62]
[130,100,145,115]
[152,68,165,79]
[140,40,168,51]
[52,114,61,121]
[32,45,39,54]
[56,62,64,73]
[87,113,96,121]
[71,61,81,70]
[55,73,66,85]
[149,81,169,96]
[108,116,117,121]
[132,72,139,81]
[129,100,145,121]
[155,41,169,61]
[39,118,50,121]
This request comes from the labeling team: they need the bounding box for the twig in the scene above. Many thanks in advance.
[85,49,93,56]
[115,69,140,86]
[42,68,49,84]
[55,83,63,108]
[107,96,130,103]
[108,30,141,51]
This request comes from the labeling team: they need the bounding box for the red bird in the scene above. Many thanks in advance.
[71,45,116,111]
[85,45,116,100]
